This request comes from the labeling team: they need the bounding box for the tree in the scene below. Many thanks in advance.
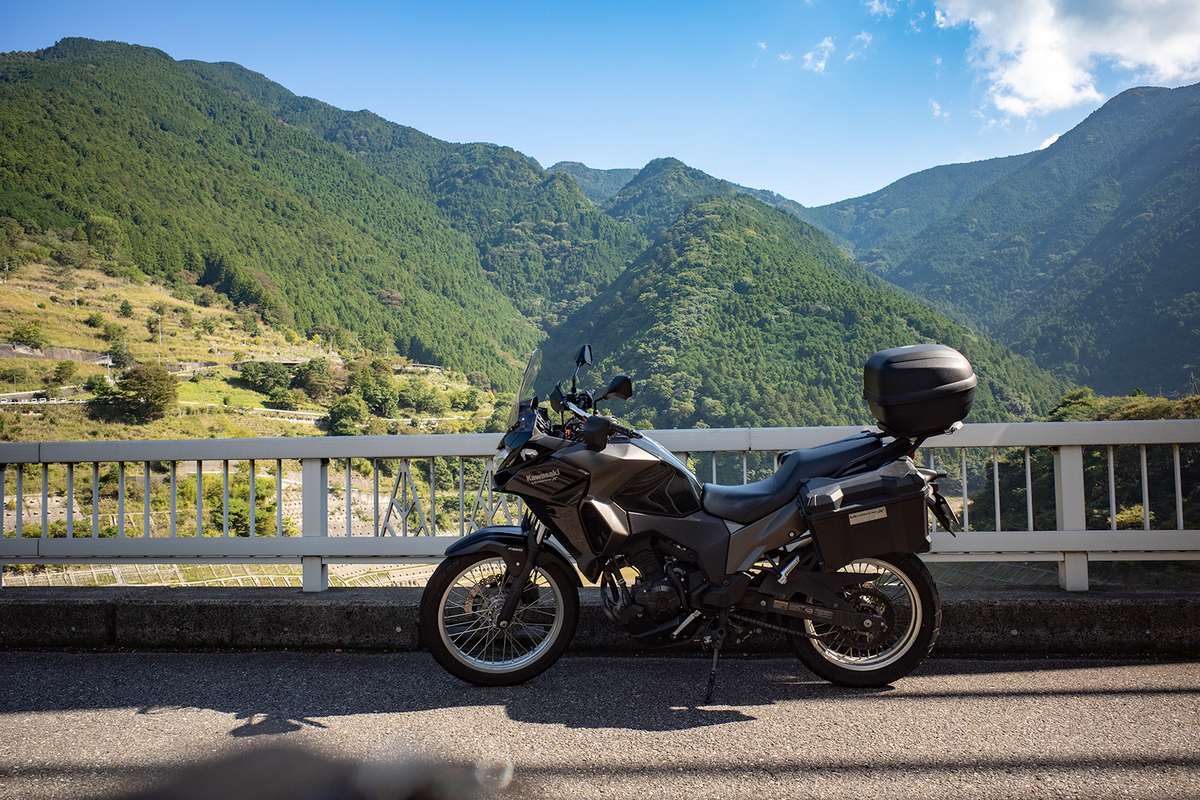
[9,321,47,349]
[293,358,334,401]
[451,388,482,412]
[101,321,125,342]
[266,387,298,410]
[106,341,134,369]
[350,364,396,417]
[51,361,77,386]
[118,300,134,318]
[0,366,29,391]
[84,215,124,258]
[327,394,368,436]
[91,364,177,422]
[240,361,291,395]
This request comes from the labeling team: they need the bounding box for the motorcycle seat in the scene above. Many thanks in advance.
[701,432,883,525]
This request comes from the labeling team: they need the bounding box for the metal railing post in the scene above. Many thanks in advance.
[1053,444,1089,591]
[301,457,329,592]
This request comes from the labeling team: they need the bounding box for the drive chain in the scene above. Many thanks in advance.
[729,612,828,640]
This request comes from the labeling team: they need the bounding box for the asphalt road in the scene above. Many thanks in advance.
[0,651,1198,799]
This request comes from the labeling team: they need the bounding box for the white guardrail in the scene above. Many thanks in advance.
[1,421,1197,591]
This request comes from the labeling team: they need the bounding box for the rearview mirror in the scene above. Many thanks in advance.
[601,375,633,401]
[575,344,593,367]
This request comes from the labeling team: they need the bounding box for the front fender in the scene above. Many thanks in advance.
[443,526,582,588]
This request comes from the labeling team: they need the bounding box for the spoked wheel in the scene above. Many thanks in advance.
[419,553,578,686]
[786,552,940,687]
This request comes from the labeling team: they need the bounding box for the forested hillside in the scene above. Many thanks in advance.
[547,195,1068,430]
[797,84,1200,395]
[183,60,646,331]
[548,159,808,223]
[0,38,540,388]
[547,162,641,205]
[795,153,1034,259]
[1,37,1080,431]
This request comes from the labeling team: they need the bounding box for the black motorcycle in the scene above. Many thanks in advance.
[419,344,974,695]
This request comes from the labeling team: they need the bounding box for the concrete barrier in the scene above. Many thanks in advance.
[1,586,1198,655]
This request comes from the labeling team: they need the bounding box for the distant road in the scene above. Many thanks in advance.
[0,652,1197,799]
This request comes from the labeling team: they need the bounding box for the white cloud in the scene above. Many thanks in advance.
[846,31,873,61]
[930,99,950,118]
[909,11,927,32]
[780,53,794,61]
[758,42,767,50]
[803,37,836,73]
[1039,134,1060,149]
[935,0,1200,117]
[864,0,896,17]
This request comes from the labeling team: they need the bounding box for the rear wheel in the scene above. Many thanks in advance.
[786,553,940,687]
[420,552,578,686]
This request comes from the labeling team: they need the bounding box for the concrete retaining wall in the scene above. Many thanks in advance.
[2,586,1198,655]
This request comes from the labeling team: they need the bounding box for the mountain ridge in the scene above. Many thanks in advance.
[0,37,1089,428]
[795,82,1200,394]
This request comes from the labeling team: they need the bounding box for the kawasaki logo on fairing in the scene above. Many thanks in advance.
[526,469,561,485]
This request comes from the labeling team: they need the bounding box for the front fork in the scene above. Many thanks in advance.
[495,515,544,628]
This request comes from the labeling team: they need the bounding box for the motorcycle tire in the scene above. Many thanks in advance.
[786,552,940,688]
[420,552,579,686]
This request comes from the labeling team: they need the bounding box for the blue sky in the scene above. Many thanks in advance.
[4,0,1199,206]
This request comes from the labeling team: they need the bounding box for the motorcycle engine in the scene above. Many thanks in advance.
[634,576,682,621]
[600,540,696,642]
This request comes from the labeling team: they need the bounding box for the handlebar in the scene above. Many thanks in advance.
[563,401,642,440]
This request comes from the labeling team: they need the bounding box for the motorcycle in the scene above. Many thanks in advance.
[419,343,974,696]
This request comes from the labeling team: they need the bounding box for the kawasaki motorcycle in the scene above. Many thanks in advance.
[419,344,974,695]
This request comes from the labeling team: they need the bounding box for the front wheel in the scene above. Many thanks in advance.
[419,552,579,686]
[786,553,940,687]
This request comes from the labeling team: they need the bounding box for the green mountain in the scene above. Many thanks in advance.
[598,157,811,243]
[795,153,1035,261]
[0,37,1074,427]
[601,157,738,241]
[183,61,646,331]
[547,161,640,205]
[801,84,1200,395]
[0,38,540,387]
[548,194,1068,430]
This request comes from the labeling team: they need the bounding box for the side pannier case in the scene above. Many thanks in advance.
[863,344,976,438]
[800,459,931,571]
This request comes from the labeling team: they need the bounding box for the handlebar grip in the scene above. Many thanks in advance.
[608,419,642,439]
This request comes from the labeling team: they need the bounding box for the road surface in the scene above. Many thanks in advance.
[0,651,1197,799]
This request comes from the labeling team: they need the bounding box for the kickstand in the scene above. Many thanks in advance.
[704,646,721,704]
[703,612,728,704]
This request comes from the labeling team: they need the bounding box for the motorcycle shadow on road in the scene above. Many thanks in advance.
[0,649,890,736]
[10,650,1195,738]
[462,654,888,732]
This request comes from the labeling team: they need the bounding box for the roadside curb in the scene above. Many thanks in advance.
[2,586,1198,655]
